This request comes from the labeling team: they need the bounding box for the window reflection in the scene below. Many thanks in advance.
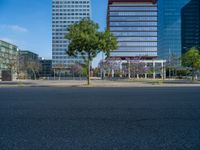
[110,7,157,11]
[110,12,157,16]
[110,27,157,31]
[112,32,157,36]
[110,22,157,26]
[118,42,157,46]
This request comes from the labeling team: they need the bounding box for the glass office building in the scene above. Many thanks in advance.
[181,0,200,53]
[52,0,91,68]
[39,59,53,77]
[158,0,190,59]
[107,0,158,59]
[0,40,18,79]
[19,50,39,79]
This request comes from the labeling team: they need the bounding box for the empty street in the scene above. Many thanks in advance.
[0,87,200,150]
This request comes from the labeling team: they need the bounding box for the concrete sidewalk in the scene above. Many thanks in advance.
[1,79,200,88]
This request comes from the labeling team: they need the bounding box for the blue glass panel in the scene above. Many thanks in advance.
[110,7,157,11]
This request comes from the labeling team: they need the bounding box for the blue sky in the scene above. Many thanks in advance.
[0,0,108,67]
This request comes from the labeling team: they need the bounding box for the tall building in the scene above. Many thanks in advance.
[158,0,190,59]
[107,0,158,59]
[181,0,200,53]
[52,0,91,69]
[0,40,18,80]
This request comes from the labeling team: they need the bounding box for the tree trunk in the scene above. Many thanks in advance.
[31,68,36,80]
[59,71,61,80]
[192,68,195,81]
[87,59,91,85]
[54,69,56,80]
[128,61,131,79]
[33,72,36,80]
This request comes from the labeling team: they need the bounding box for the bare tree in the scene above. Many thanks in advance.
[99,58,121,78]
[98,60,109,78]
[53,64,66,80]
[26,61,40,80]
[70,63,83,78]
[106,60,121,77]
[124,58,144,79]
[167,53,180,78]
[3,51,20,80]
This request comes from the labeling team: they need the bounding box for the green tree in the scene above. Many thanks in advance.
[182,47,200,81]
[65,19,118,85]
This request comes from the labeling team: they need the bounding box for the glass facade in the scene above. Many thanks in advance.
[0,40,18,69]
[110,27,157,31]
[117,37,157,41]
[52,0,91,68]
[111,52,157,57]
[110,6,157,11]
[117,47,157,51]
[112,32,157,36]
[110,12,157,16]
[158,0,190,59]
[39,59,53,77]
[107,0,158,58]
[110,17,157,21]
[19,50,39,79]
[110,22,157,26]
[118,42,157,46]
[181,0,200,53]
[0,40,18,78]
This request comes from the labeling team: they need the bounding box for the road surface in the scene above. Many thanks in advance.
[0,87,200,150]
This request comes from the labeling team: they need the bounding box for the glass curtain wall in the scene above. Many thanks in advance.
[107,0,158,59]
[158,0,190,59]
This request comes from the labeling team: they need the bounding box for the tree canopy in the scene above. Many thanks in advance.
[182,47,200,80]
[65,19,118,84]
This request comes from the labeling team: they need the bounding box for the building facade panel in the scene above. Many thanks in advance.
[158,0,190,59]
[0,40,18,80]
[181,0,200,53]
[52,0,91,68]
[19,50,39,79]
[107,0,158,59]
[39,59,53,77]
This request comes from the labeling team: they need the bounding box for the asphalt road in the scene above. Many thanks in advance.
[0,87,200,150]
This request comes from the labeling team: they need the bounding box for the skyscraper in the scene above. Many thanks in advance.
[181,0,200,53]
[107,0,158,59]
[158,0,190,59]
[52,0,91,68]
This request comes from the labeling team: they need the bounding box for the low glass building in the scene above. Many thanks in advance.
[39,59,53,78]
[19,50,39,79]
[0,40,18,80]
